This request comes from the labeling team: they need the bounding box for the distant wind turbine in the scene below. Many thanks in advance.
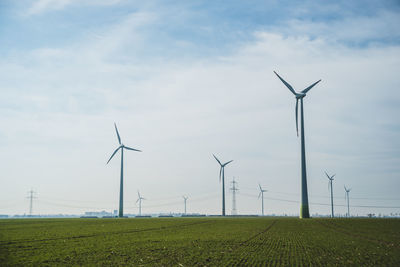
[213,154,233,216]
[107,123,141,218]
[325,172,336,218]
[274,71,321,219]
[136,191,145,216]
[258,184,267,216]
[344,185,351,217]
[183,196,188,215]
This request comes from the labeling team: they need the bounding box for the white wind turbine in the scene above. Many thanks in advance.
[274,71,321,218]
[258,183,267,216]
[213,154,233,216]
[183,196,188,215]
[107,123,142,218]
[136,191,145,216]
[344,185,351,217]
[325,171,336,218]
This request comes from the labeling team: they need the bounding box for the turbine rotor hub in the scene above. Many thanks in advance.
[296,93,306,99]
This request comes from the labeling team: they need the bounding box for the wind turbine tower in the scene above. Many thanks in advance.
[213,154,233,216]
[325,172,336,218]
[274,71,321,218]
[344,186,351,217]
[136,191,145,216]
[258,184,267,216]
[26,189,37,216]
[230,177,239,215]
[107,123,142,218]
[183,196,188,215]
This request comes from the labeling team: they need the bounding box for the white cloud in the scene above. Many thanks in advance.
[276,9,400,45]
[26,0,73,15]
[26,0,123,16]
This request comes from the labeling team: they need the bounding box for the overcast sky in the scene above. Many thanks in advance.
[1,0,399,217]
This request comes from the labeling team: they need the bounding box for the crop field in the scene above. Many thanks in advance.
[1,217,399,266]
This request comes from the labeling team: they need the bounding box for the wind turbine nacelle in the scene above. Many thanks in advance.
[296,93,306,99]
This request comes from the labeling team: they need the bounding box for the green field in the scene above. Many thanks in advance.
[1,217,399,266]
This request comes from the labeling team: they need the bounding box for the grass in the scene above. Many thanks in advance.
[1,217,399,266]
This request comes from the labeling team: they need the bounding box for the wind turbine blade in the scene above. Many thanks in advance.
[331,174,336,179]
[137,191,140,198]
[213,154,222,166]
[258,192,261,199]
[223,160,233,167]
[301,79,321,94]
[124,146,142,152]
[106,146,121,164]
[114,123,121,145]
[258,183,262,191]
[295,98,299,137]
[274,71,297,95]
[325,171,330,179]
[219,168,222,182]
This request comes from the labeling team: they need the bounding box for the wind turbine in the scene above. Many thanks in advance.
[344,185,351,217]
[213,154,233,216]
[107,123,141,218]
[325,171,336,218]
[136,191,145,216]
[258,184,267,216]
[183,196,188,215]
[274,71,321,218]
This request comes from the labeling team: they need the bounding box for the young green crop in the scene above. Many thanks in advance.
[1,217,399,266]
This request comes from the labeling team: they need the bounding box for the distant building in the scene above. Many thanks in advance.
[84,210,113,217]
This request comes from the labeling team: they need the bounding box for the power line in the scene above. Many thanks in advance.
[239,192,400,209]
[36,193,220,210]
[240,188,400,201]
[25,190,400,214]
[37,199,107,210]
